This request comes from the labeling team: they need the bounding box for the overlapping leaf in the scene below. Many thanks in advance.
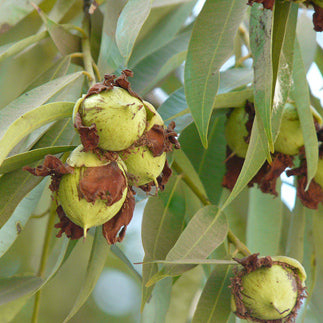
[184,0,247,148]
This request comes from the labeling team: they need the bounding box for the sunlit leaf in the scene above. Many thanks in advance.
[0,102,74,167]
[116,0,152,63]
[184,0,247,148]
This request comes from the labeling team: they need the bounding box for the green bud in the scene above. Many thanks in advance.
[73,87,147,151]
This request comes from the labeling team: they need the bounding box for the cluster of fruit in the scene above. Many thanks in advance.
[24,70,179,244]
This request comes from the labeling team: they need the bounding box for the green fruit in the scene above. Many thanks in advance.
[231,254,306,322]
[225,108,249,158]
[121,146,166,187]
[57,145,128,236]
[73,86,147,151]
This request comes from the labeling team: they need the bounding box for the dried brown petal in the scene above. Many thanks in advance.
[313,4,323,32]
[23,155,73,191]
[78,162,127,205]
[247,0,275,10]
[55,205,85,240]
[74,112,100,151]
[145,125,165,157]
[222,149,245,190]
[102,188,135,244]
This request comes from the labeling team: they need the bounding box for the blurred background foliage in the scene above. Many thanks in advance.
[0,0,323,322]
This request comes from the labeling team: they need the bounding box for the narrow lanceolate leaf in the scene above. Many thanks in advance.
[0,31,48,63]
[0,0,42,31]
[129,1,195,67]
[116,0,152,63]
[141,176,185,309]
[192,265,233,323]
[292,40,318,186]
[0,102,74,167]
[63,228,109,322]
[246,187,283,255]
[184,0,247,148]
[32,4,81,55]
[147,205,228,285]
[0,145,75,174]
[250,4,273,155]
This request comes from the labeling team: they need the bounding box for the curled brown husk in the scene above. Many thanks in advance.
[247,0,275,10]
[230,253,307,323]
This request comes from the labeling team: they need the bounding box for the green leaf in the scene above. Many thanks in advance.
[0,0,42,32]
[192,265,233,323]
[292,40,318,186]
[246,187,283,255]
[129,1,195,67]
[110,245,142,282]
[0,102,74,167]
[0,31,48,63]
[98,0,124,72]
[286,199,305,262]
[145,259,235,265]
[218,67,253,94]
[184,0,247,148]
[33,4,81,56]
[152,0,193,6]
[0,276,43,306]
[148,205,228,284]
[116,0,152,63]
[63,228,109,322]
[166,266,204,323]
[0,118,75,254]
[0,295,29,322]
[47,0,78,23]
[131,28,191,95]
[250,4,273,154]
[180,113,226,205]
[0,145,75,174]
[141,175,185,309]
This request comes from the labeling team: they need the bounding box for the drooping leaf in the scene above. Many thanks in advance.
[63,228,109,322]
[180,112,226,205]
[48,0,78,23]
[291,40,318,186]
[152,0,192,7]
[116,0,152,64]
[246,187,283,255]
[147,205,228,284]
[0,0,42,32]
[0,145,75,175]
[192,265,233,323]
[184,0,247,148]
[33,4,81,56]
[0,102,74,167]
[129,1,195,67]
[250,3,273,155]
[141,175,185,308]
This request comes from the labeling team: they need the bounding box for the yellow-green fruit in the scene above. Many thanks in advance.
[121,146,166,187]
[274,103,304,155]
[57,145,128,235]
[312,0,323,7]
[143,100,164,129]
[314,157,323,188]
[225,108,249,158]
[73,87,147,151]
[240,265,297,320]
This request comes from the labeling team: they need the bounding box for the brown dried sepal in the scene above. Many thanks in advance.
[141,121,180,157]
[286,154,323,209]
[222,148,294,196]
[313,4,323,32]
[139,160,173,193]
[78,162,127,205]
[86,69,142,101]
[247,0,275,10]
[102,187,135,244]
[74,112,100,151]
[55,205,85,240]
[23,155,73,192]
[230,253,306,323]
